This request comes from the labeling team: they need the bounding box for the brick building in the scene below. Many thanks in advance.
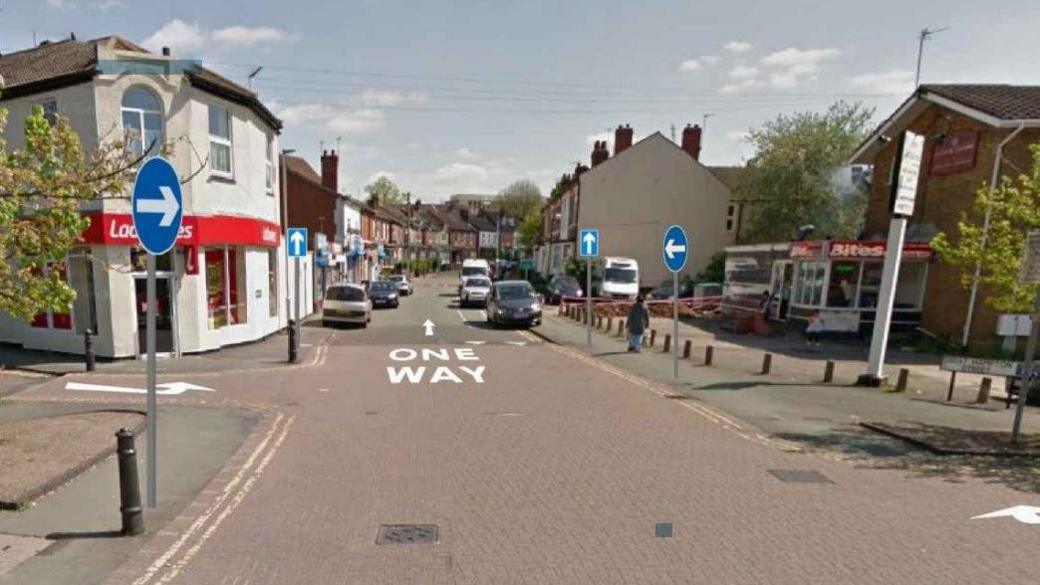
[284,151,339,247]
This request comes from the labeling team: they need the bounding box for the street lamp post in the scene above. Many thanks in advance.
[280,148,296,358]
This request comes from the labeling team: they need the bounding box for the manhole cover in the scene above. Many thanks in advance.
[376,524,439,545]
[767,469,832,484]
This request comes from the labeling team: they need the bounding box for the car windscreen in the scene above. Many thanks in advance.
[555,276,578,288]
[462,266,487,276]
[466,278,491,288]
[604,268,637,283]
[497,284,536,300]
[389,275,404,282]
[369,282,396,292]
[326,287,365,302]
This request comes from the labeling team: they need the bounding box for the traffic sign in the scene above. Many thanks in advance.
[287,227,308,257]
[579,228,599,258]
[131,158,183,255]
[662,225,688,273]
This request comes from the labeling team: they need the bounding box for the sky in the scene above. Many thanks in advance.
[2,0,1040,201]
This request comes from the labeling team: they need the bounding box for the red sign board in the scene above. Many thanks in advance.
[827,240,932,260]
[80,213,281,248]
[790,242,825,259]
[930,131,979,177]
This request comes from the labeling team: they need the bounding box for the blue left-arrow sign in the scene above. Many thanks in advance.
[662,224,689,273]
[131,158,183,255]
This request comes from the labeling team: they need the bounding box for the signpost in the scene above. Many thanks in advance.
[287,227,308,361]
[1012,231,1040,441]
[859,130,924,386]
[663,225,689,378]
[579,228,599,347]
[130,157,183,508]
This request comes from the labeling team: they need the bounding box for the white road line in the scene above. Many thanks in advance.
[456,309,466,322]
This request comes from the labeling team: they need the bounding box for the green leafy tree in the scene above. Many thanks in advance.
[737,101,873,243]
[932,144,1040,314]
[497,179,543,218]
[364,175,404,205]
[516,211,542,251]
[1,98,134,320]
[694,252,725,284]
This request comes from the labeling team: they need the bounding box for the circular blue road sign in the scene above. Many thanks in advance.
[662,224,689,273]
[131,158,183,255]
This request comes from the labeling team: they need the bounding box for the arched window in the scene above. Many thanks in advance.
[121,88,162,158]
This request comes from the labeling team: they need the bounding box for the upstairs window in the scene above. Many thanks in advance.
[265,134,274,194]
[121,88,162,158]
[38,99,59,126]
[208,104,233,178]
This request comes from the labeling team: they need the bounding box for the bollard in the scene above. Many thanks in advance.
[761,353,772,375]
[116,428,145,536]
[977,377,992,403]
[606,317,613,333]
[84,329,96,372]
[617,319,625,337]
[649,330,657,347]
[823,360,835,383]
[597,315,603,330]
[705,345,714,366]
[683,339,692,359]
[895,368,910,392]
[288,319,298,364]
[662,334,671,353]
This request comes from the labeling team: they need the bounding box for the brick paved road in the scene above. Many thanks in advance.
[13,274,1040,584]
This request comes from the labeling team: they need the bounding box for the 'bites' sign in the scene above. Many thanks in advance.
[828,240,933,260]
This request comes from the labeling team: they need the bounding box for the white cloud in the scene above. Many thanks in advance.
[366,171,397,185]
[428,162,491,193]
[678,55,720,72]
[276,104,386,134]
[759,47,841,88]
[726,130,750,142]
[729,65,759,79]
[850,70,916,95]
[723,41,752,53]
[358,89,428,107]
[456,147,479,161]
[719,79,762,94]
[46,0,74,8]
[211,26,298,47]
[91,0,123,11]
[141,20,208,55]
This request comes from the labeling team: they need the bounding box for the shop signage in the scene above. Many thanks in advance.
[941,356,1021,377]
[184,246,199,275]
[790,242,825,259]
[892,130,925,216]
[819,309,861,333]
[930,131,979,176]
[827,241,933,260]
[81,213,281,248]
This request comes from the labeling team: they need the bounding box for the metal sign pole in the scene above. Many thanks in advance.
[294,257,302,351]
[146,253,157,508]
[673,272,679,378]
[586,257,592,347]
[1012,291,1040,441]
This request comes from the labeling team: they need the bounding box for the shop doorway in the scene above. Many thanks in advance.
[769,261,794,321]
[134,275,175,355]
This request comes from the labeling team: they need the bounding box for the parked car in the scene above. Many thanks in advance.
[459,258,491,293]
[487,280,543,328]
[648,278,694,300]
[460,276,492,307]
[388,274,412,296]
[322,284,371,328]
[547,274,583,304]
[366,281,400,309]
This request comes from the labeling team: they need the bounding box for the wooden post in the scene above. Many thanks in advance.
[606,317,613,332]
[946,371,957,402]
[663,334,671,353]
[977,377,992,404]
[823,360,835,383]
[895,368,910,393]
[617,319,625,337]
[683,339,692,359]
[649,329,657,347]
[705,345,714,366]
[596,315,602,329]
[761,353,772,375]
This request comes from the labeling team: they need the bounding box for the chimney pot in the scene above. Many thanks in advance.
[614,124,634,156]
[320,150,340,193]
[681,124,702,161]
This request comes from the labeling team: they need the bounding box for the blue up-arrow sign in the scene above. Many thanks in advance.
[578,228,599,258]
[131,158,183,255]
[287,227,308,258]
[662,225,688,273]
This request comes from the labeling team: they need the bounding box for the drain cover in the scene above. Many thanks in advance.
[654,522,673,538]
[376,524,439,545]
[768,469,831,484]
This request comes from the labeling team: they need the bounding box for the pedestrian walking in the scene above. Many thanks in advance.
[626,295,650,353]
[805,311,824,347]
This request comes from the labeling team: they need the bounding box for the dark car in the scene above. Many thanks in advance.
[648,278,694,300]
[546,274,582,304]
[487,280,542,328]
[366,280,400,308]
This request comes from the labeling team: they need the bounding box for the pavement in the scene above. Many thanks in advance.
[2,272,1040,583]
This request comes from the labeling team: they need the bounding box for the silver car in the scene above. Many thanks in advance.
[322,284,372,328]
[388,274,412,296]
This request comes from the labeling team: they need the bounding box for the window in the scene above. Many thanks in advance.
[268,249,278,317]
[121,88,162,158]
[265,134,274,194]
[208,104,233,178]
[826,261,860,308]
[793,261,827,307]
[726,204,736,232]
[206,246,248,328]
[38,99,58,126]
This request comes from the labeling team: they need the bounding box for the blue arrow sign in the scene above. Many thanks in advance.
[287,227,308,258]
[131,158,183,255]
[578,228,599,258]
[662,225,688,273]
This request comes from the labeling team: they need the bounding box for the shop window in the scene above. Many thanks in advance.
[121,88,162,158]
[793,261,827,307]
[858,263,884,309]
[268,249,278,317]
[895,262,928,310]
[208,104,233,178]
[826,261,860,308]
[205,246,248,328]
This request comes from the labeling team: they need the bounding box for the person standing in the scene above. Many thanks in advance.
[626,295,650,353]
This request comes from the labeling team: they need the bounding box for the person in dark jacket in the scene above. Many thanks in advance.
[626,295,650,352]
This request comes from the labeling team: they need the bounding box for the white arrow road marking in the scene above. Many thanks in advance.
[66,381,216,395]
[506,341,527,346]
[289,231,305,256]
[423,319,436,336]
[466,340,486,345]
[135,185,180,227]
[973,505,1040,524]
[582,231,596,255]
[664,238,687,260]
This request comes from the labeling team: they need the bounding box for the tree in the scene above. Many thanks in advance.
[497,179,543,218]
[737,101,874,243]
[932,144,1040,314]
[516,210,541,251]
[0,99,134,320]
[364,175,404,205]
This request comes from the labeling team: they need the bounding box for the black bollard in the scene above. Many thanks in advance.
[116,428,145,536]
[288,319,298,364]
[84,329,96,372]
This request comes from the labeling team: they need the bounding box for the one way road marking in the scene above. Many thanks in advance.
[66,381,216,395]
[973,505,1040,525]
[134,185,180,227]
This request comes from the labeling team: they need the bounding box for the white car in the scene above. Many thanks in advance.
[460,276,492,307]
[388,274,411,296]
[322,284,371,328]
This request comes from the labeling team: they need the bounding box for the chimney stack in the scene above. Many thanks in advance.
[320,150,339,192]
[590,140,609,167]
[614,124,633,155]
[681,124,702,160]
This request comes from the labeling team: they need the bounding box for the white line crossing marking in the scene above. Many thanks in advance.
[456,309,466,322]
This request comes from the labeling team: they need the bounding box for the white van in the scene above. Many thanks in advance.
[593,257,639,300]
[459,258,491,293]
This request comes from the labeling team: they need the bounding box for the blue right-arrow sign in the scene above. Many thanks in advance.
[662,225,688,273]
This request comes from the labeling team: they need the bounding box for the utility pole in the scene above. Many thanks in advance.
[702,113,714,136]
[915,26,949,86]
[280,149,296,332]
